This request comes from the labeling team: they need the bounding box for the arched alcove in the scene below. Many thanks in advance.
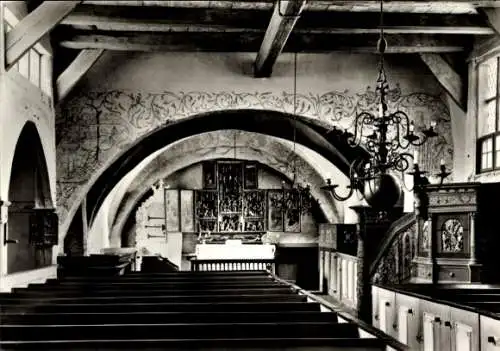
[7,122,53,273]
[62,109,367,247]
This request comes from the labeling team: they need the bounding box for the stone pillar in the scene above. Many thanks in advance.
[468,212,482,281]
[81,198,88,255]
[469,212,477,264]
[0,200,11,278]
[350,205,403,324]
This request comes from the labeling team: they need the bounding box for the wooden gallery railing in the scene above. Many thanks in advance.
[319,250,359,309]
[190,259,276,273]
[370,213,417,285]
[319,215,417,310]
[319,224,359,309]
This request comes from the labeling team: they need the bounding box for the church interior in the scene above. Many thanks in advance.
[1,0,500,350]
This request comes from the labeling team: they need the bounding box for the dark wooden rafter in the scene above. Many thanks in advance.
[56,48,105,101]
[479,7,500,35]
[5,1,81,69]
[59,5,494,35]
[420,53,466,111]
[254,0,307,78]
[79,1,500,12]
[58,30,471,54]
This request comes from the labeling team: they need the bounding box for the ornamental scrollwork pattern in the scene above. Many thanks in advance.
[57,88,453,225]
[372,222,417,285]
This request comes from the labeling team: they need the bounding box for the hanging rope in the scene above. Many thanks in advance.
[233,130,237,160]
[292,51,298,186]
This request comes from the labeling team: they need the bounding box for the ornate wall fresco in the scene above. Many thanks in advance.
[56,86,453,235]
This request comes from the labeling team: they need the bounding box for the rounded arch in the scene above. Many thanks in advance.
[106,151,338,251]
[7,122,53,273]
[81,129,356,254]
[71,109,366,236]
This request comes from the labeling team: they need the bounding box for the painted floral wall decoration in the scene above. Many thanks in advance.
[56,86,453,228]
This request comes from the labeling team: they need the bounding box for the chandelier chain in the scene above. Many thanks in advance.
[321,0,448,209]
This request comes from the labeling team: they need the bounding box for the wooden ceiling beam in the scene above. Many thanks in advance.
[60,5,494,35]
[62,5,270,29]
[479,7,500,35]
[56,48,104,101]
[58,31,470,54]
[5,1,81,69]
[420,53,466,111]
[79,1,500,13]
[254,0,307,78]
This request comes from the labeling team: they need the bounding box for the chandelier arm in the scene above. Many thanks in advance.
[351,112,373,146]
[330,186,356,202]
[391,121,403,150]
[410,134,429,147]
[400,170,415,192]
[326,157,364,202]
[392,111,412,149]
[393,152,412,172]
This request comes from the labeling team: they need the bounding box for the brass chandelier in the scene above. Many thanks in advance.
[322,0,449,210]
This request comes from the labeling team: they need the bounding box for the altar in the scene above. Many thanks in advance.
[195,241,276,260]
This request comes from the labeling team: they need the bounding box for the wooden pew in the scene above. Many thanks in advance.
[0,311,338,325]
[10,287,294,297]
[0,321,359,341]
[0,270,393,351]
[0,293,308,305]
[0,337,387,350]
[57,253,136,278]
[38,281,286,290]
[52,275,275,283]
[1,301,322,313]
[27,282,286,291]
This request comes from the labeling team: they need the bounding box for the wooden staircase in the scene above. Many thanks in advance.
[0,270,392,350]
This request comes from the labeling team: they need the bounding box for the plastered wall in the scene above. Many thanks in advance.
[57,52,453,246]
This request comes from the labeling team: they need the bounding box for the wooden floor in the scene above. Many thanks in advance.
[0,271,387,350]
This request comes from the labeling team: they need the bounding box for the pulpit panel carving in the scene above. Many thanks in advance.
[434,214,469,257]
[441,219,464,253]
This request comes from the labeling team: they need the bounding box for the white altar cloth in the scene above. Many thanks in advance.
[195,243,275,260]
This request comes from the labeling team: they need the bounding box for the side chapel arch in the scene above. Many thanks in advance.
[7,122,54,273]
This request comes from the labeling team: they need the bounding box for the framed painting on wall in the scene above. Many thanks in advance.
[203,161,217,189]
[284,190,300,233]
[180,190,194,232]
[244,162,258,189]
[268,190,284,232]
[165,189,180,232]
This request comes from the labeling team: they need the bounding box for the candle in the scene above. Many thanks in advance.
[378,103,383,118]
[413,150,419,164]
[431,120,437,128]
[409,121,415,133]
[440,158,445,166]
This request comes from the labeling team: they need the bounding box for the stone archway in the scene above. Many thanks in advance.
[59,109,370,245]
[7,122,54,273]
[84,130,352,254]
[57,84,454,248]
